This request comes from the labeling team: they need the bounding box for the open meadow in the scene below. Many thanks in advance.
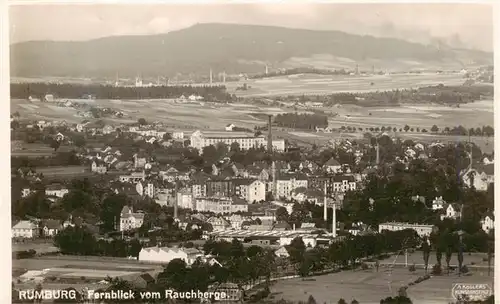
[270,266,493,304]
[225,73,467,97]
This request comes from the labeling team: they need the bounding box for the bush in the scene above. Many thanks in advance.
[461,266,469,274]
[361,263,369,270]
[409,264,416,272]
[431,264,442,275]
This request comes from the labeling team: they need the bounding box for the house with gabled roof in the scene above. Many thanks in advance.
[481,213,494,233]
[440,203,462,221]
[12,221,39,238]
[119,206,145,231]
[323,157,342,173]
[41,219,63,237]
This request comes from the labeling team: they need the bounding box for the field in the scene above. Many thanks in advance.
[13,256,165,291]
[35,166,90,178]
[270,267,493,304]
[12,241,59,254]
[225,73,467,97]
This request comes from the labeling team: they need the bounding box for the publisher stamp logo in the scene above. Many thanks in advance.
[451,283,492,301]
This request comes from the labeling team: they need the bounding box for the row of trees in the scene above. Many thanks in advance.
[10,83,233,101]
[274,113,329,130]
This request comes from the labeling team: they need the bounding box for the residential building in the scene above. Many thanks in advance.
[21,188,32,198]
[462,164,494,191]
[136,181,155,198]
[192,183,207,198]
[263,139,286,152]
[206,179,236,197]
[440,203,462,220]
[119,171,146,183]
[323,157,342,173]
[225,124,235,131]
[276,174,308,199]
[235,179,266,203]
[227,214,246,230]
[378,222,434,237]
[45,184,69,198]
[172,131,184,140]
[41,220,62,237]
[308,175,357,196]
[12,221,39,238]
[177,190,194,210]
[480,214,494,233]
[91,160,107,174]
[432,196,446,210]
[207,216,231,230]
[195,197,248,214]
[190,130,266,151]
[119,206,145,231]
[138,246,203,265]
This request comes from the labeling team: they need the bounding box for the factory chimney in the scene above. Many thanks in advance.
[376,142,380,167]
[267,115,273,153]
[271,161,277,198]
[174,182,179,219]
[210,68,213,84]
[332,201,337,237]
[323,181,327,222]
[223,71,226,84]
[265,65,269,75]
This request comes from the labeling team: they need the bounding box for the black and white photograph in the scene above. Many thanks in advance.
[6,2,496,303]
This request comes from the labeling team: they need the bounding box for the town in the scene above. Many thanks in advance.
[11,89,495,303]
[8,3,495,304]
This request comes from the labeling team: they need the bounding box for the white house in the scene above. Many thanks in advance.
[12,221,39,238]
[225,124,235,131]
[176,190,194,210]
[440,203,462,221]
[480,215,494,233]
[41,220,62,237]
[119,206,145,231]
[432,196,446,210]
[45,184,69,198]
[138,246,203,265]
[91,160,107,174]
[236,179,266,203]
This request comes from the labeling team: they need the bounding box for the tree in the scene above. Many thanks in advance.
[307,295,317,304]
[338,299,347,304]
[276,207,289,222]
[431,125,439,132]
[422,237,431,273]
[404,125,410,132]
[230,142,241,153]
[163,133,172,141]
[138,118,147,125]
[351,300,360,304]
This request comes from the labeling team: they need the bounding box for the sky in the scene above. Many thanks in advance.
[9,2,494,52]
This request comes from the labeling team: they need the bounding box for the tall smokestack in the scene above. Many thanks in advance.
[223,71,226,84]
[210,68,213,84]
[174,182,179,219]
[376,142,380,166]
[332,202,337,237]
[265,65,269,75]
[267,115,273,153]
[271,161,277,197]
[323,181,327,222]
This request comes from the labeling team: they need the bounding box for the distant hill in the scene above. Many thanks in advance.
[10,23,493,79]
